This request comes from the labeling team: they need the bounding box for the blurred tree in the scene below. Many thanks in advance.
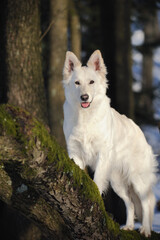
[3,0,48,125]
[76,0,102,62]
[141,9,159,122]
[142,10,159,89]
[133,0,160,123]
[100,0,134,119]
[48,0,68,147]
[69,0,81,59]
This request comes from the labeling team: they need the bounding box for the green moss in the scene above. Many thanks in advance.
[0,104,18,137]
[118,229,160,240]
[21,163,38,180]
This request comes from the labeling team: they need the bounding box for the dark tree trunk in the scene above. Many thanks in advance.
[140,8,159,122]
[0,104,160,240]
[100,0,134,119]
[0,1,8,104]
[2,0,48,125]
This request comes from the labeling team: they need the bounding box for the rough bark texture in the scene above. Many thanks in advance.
[3,0,48,124]
[48,0,68,147]
[0,104,160,240]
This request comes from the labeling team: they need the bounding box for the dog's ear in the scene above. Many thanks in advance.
[87,50,107,76]
[63,51,81,80]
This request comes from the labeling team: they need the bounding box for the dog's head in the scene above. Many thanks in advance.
[63,50,108,109]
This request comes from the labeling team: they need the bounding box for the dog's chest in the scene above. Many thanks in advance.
[73,121,104,168]
[78,131,98,168]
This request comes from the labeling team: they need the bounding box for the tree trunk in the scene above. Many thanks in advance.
[114,0,134,119]
[0,1,48,238]
[69,0,81,59]
[100,0,134,119]
[0,104,160,240]
[3,0,48,125]
[140,9,159,121]
[48,0,68,147]
[0,1,8,104]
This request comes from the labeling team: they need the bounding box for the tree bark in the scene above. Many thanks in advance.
[2,0,48,125]
[114,0,134,119]
[140,8,159,121]
[48,0,68,147]
[69,0,81,60]
[0,104,160,240]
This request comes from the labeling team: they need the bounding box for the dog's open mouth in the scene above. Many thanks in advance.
[81,102,90,108]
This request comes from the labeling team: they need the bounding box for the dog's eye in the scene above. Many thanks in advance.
[75,81,80,85]
[89,80,94,84]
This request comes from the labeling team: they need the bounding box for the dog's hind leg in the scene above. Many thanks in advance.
[148,191,156,229]
[132,179,153,237]
[110,173,134,230]
[139,197,151,237]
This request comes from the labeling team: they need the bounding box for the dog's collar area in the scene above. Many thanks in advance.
[81,102,90,108]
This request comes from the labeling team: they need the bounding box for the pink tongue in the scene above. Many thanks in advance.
[81,102,90,108]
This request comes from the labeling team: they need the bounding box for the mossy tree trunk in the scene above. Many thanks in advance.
[0,1,48,238]
[0,104,160,240]
[1,0,48,125]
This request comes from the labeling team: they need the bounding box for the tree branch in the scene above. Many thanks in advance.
[0,104,159,240]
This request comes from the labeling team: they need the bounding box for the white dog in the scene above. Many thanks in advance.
[62,50,157,237]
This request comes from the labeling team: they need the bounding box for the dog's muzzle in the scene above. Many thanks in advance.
[80,94,91,108]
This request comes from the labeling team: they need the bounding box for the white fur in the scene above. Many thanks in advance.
[63,50,158,237]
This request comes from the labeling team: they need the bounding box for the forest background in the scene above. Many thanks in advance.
[0,0,160,239]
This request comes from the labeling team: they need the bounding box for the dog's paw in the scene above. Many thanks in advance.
[139,226,151,238]
[121,225,134,231]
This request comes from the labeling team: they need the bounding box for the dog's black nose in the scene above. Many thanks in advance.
[81,94,89,101]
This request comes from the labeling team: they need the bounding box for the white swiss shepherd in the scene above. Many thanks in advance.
[62,50,157,237]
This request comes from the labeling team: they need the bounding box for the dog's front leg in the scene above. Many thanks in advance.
[67,137,85,170]
[70,154,84,170]
[93,152,111,195]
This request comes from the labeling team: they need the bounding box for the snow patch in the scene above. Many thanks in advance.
[131,30,144,46]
